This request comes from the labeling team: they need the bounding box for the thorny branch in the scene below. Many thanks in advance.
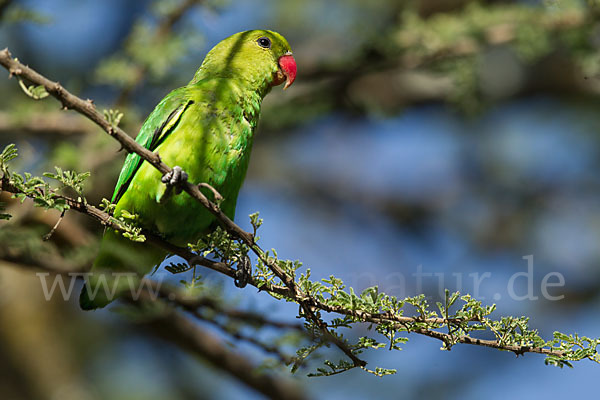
[0,47,586,371]
[0,193,306,400]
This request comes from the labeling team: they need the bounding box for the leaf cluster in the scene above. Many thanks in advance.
[176,209,600,375]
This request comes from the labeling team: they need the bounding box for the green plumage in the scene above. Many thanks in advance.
[80,30,293,309]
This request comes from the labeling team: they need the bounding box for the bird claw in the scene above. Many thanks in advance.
[161,166,188,194]
[234,254,252,288]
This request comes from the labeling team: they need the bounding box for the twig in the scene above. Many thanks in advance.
[42,209,64,241]
[191,309,296,365]
[127,281,300,364]
[198,182,223,202]
[0,168,569,361]
[410,327,562,357]
[138,306,307,400]
[0,48,574,366]
[145,278,304,331]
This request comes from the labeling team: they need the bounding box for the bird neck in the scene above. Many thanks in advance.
[237,80,269,129]
[187,76,268,131]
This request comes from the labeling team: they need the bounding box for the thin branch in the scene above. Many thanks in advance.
[0,166,569,361]
[137,305,307,400]
[187,308,297,365]
[126,281,300,364]
[203,314,296,365]
[42,209,64,241]
[0,48,575,367]
[147,279,304,331]
[410,327,562,357]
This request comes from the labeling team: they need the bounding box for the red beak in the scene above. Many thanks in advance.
[278,52,296,90]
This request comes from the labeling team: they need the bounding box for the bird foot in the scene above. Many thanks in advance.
[161,166,188,194]
[234,254,252,288]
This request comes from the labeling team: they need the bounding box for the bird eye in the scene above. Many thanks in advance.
[257,36,271,49]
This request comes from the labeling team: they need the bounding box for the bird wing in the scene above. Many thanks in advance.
[112,89,194,203]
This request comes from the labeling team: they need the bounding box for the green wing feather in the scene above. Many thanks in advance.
[112,89,194,203]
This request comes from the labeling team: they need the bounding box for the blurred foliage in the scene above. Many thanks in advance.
[259,0,600,125]
[0,1,49,25]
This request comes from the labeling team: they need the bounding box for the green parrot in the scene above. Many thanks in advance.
[80,30,296,309]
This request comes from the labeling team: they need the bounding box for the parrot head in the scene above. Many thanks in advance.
[191,30,296,91]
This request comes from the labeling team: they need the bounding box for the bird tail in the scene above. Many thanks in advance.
[80,229,166,310]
